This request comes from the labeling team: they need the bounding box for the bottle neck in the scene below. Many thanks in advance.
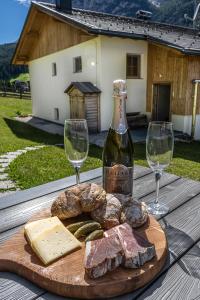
[111,95,128,134]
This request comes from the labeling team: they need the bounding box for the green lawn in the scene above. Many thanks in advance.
[0,97,62,155]
[8,145,103,189]
[0,97,102,190]
[1,97,200,190]
[8,139,200,190]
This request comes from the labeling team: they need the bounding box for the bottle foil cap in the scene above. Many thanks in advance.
[113,79,127,97]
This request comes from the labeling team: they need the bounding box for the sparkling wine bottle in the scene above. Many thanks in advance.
[102,79,134,195]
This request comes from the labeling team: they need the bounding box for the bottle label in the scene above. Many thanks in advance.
[103,164,133,195]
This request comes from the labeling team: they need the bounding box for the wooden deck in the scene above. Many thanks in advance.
[1,165,200,299]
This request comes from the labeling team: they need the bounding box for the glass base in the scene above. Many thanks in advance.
[147,202,169,216]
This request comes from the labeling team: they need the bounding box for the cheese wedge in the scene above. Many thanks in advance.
[32,223,82,265]
[24,217,60,244]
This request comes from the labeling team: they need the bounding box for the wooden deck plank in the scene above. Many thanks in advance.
[131,192,200,299]
[141,177,200,218]
[136,240,200,300]
[134,172,179,199]
[0,272,44,300]
[160,194,200,261]
[0,168,196,300]
[133,165,152,179]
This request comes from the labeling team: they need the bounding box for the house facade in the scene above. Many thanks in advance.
[13,0,200,139]
[29,36,147,131]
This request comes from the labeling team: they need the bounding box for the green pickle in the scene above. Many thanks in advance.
[85,230,104,242]
[66,220,95,233]
[74,222,101,239]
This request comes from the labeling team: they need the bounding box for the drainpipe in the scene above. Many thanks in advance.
[191,79,200,140]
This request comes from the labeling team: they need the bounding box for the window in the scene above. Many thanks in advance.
[126,54,141,79]
[73,56,82,73]
[52,63,57,76]
[54,108,59,121]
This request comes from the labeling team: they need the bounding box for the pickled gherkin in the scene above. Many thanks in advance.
[85,230,104,242]
[74,222,101,239]
[66,220,95,233]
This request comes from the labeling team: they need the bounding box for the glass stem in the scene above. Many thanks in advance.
[75,166,80,185]
[155,171,162,205]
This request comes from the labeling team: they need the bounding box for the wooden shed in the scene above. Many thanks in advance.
[65,82,101,133]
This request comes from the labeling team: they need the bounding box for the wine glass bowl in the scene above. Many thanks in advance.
[146,121,174,215]
[64,119,89,184]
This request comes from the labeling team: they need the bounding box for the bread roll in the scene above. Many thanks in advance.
[120,200,148,228]
[51,189,83,220]
[80,183,106,212]
[91,194,122,229]
[51,183,106,220]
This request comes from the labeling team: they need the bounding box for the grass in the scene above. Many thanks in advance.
[0,97,62,155]
[2,97,200,190]
[8,145,103,189]
[134,142,200,182]
[8,141,200,190]
[0,97,102,190]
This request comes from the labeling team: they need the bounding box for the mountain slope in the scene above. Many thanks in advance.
[41,0,156,16]
[73,0,156,17]
[0,43,27,81]
[74,0,199,26]
[154,0,196,26]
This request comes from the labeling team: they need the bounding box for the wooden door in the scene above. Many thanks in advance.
[152,84,171,121]
[70,96,85,119]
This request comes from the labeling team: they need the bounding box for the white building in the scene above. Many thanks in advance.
[13,0,200,138]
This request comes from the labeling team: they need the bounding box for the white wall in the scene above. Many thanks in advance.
[171,115,191,135]
[172,114,200,140]
[29,37,101,124]
[29,35,147,131]
[100,36,148,130]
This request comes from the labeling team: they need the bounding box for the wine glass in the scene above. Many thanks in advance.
[64,119,89,184]
[146,121,174,215]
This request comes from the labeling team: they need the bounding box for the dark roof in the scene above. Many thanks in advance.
[33,1,200,55]
[65,82,101,94]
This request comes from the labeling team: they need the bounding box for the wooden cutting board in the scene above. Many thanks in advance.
[0,209,167,299]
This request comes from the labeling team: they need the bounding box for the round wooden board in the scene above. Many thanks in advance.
[0,208,168,299]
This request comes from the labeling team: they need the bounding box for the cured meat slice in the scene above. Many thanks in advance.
[105,223,155,268]
[84,223,155,279]
[84,234,123,279]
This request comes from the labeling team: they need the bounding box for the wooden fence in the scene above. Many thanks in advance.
[0,87,31,100]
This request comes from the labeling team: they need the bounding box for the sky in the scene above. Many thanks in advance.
[0,0,30,45]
